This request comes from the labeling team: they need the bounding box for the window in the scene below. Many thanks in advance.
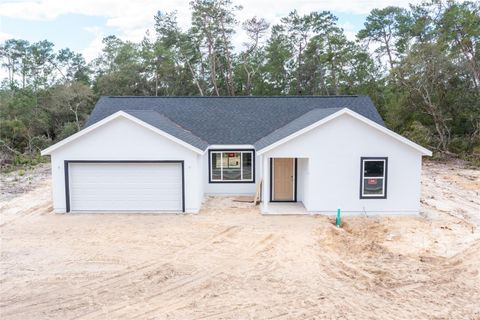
[360,157,387,199]
[209,150,254,183]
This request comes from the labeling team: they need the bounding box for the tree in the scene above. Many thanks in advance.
[437,1,480,89]
[0,0,479,163]
[276,10,338,94]
[56,48,91,84]
[154,11,206,95]
[395,42,461,152]
[0,39,30,88]
[238,17,269,95]
[44,82,94,133]
[92,36,149,95]
[358,6,413,70]
[260,26,293,94]
[190,0,241,95]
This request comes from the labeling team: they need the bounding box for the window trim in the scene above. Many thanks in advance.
[208,149,255,183]
[360,157,388,199]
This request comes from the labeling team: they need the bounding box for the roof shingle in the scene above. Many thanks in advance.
[85,96,384,149]
[124,110,209,150]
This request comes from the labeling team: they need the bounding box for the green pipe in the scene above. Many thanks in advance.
[336,208,341,227]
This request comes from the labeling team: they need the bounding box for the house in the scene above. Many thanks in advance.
[41,96,432,215]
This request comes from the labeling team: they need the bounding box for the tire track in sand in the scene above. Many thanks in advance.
[0,225,242,318]
[79,233,278,320]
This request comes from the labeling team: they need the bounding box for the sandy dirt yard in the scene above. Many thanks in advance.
[0,161,479,319]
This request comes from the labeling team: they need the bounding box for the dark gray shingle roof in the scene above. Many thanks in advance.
[253,108,342,150]
[85,96,384,150]
[124,110,209,150]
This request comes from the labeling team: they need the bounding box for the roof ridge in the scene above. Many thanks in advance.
[154,111,211,146]
[87,95,384,147]
[104,95,361,99]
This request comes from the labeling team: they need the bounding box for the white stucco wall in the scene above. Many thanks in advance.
[202,150,259,195]
[296,158,309,205]
[48,117,203,213]
[262,113,425,215]
[46,111,426,216]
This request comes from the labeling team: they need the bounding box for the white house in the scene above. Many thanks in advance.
[41,96,431,215]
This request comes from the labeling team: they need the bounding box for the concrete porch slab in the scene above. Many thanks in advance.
[262,202,308,215]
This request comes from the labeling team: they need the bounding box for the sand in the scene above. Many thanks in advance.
[0,161,479,319]
[0,163,51,202]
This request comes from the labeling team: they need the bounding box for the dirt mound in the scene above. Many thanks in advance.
[318,215,479,297]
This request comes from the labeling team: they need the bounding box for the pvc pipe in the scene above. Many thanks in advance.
[336,208,341,227]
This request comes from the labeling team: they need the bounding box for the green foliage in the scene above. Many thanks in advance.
[449,137,471,155]
[403,121,432,148]
[471,145,480,166]
[56,122,79,141]
[357,6,413,69]
[0,40,94,165]
[12,153,45,166]
[0,0,478,164]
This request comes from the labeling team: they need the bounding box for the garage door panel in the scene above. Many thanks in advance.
[70,184,182,192]
[70,193,182,201]
[70,200,182,211]
[70,193,182,202]
[71,171,181,179]
[68,162,183,212]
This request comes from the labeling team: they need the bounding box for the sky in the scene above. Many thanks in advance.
[0,0,424,62]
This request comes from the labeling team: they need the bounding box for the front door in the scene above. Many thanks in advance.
[272,158,296,201]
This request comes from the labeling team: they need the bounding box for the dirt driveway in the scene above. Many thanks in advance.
[0,161,479,319]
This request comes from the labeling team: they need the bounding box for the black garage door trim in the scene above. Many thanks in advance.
[64,160,185,213]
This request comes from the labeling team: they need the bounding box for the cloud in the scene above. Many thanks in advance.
[0,0,425,61]
[0,0,425,33]
[81,26,105,61]
[0,31,14,42]
[0,0,189,42]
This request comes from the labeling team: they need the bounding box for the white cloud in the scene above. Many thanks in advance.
[0,0,425,61]
[339,22,358,41]
[0,31,14,42]
[0,0,426,31]
[0,0,190,42]
[340,22,356,31]
[81,26,105,62]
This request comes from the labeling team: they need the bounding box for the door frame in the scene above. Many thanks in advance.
[269,158,297,202]
[64,160,185,213]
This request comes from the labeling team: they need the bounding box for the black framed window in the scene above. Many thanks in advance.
[360,157,388,199]
[209,150,254,183]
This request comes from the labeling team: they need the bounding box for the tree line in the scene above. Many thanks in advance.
[0,0,479,165]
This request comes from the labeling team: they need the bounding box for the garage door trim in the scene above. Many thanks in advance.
[64,160,185,213]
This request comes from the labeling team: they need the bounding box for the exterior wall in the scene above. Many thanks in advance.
[49,117,202,213]
[296,158,309,205]
[262,113,424,215]
[47,112,425,215]
[202,149,259,195]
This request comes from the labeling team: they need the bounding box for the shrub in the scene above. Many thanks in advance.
[403,121,432,148]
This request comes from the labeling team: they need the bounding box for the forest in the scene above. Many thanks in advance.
[0,0,479,165]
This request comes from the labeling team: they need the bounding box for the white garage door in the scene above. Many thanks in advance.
[68,162,183,212]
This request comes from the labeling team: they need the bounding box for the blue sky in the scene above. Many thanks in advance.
[0,0,420,61]
[1,14,116,54]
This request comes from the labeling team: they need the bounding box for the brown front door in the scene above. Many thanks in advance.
[272,158,295,201]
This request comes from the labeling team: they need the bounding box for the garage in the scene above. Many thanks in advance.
[65,161,184,212]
